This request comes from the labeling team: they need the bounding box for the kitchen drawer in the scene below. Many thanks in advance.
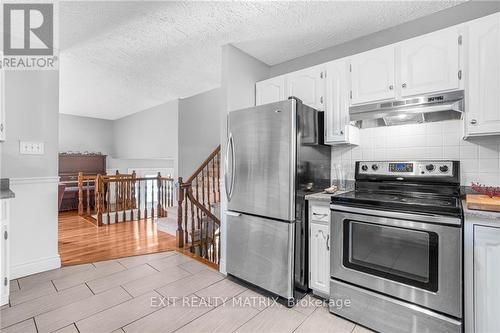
[310,204,330,223]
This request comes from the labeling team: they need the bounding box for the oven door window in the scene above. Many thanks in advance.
[343,220,438,292]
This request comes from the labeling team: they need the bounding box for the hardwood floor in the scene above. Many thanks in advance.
[58,211,177,266]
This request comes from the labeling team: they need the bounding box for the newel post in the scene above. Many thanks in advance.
[78,172,83,215]
[131,170,137,209]
[176,177,184,248]
[96,174,103,226]
[157,172,162,217]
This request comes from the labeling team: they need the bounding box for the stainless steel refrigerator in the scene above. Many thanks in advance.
[225,97,331,304]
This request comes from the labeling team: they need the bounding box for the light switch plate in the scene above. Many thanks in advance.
[19,141,45,155]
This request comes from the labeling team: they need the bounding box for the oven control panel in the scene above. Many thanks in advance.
[358,161,455,177]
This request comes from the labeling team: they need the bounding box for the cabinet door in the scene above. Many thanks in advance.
[474,225,500,333]
[286,67,325,111]
[350,46,396,104]
[256,76,285,106]
[325,59,359,145]
[0,65,4,141]
[309,222,329,295]
[400,27,461,97]
[0,223,8,306]
[466,13,500,136]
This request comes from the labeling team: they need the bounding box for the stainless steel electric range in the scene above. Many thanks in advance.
[329,161,463,333]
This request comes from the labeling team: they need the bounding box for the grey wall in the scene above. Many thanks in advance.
[178,88,222,179]
[59,100,178,177]
[1,70,61,278]
[1,71,59,178]
[219,44,270,273]
[107,158,175,174]
[59,114,113,155]
[112,99,178,161]
[270,1,500,76]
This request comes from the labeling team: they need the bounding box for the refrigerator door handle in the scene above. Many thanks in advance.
[224,133,235,201]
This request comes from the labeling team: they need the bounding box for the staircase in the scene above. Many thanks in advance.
[177,145,221,266]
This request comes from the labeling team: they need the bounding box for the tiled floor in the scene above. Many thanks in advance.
[1,251,372,333]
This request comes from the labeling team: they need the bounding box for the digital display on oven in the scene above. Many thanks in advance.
[389,163,413,173]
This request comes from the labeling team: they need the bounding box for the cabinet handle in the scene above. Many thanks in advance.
[320,96,324,104]
[402,83,407,88]
[470,119,477,125]
[0,123,3,133]
[4,277,7,286]
[313,213,328,219]
[4,231,7,240]
[326,234,330,251]
[389,85,394,90]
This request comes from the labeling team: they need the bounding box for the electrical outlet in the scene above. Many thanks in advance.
[19,141,45,155]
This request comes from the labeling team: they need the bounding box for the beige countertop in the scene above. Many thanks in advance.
[305,190,351,202]
[463,200,500,223]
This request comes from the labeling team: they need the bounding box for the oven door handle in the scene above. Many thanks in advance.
[330,204,461,226]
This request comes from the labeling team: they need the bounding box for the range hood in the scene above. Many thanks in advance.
[350,90,464,128]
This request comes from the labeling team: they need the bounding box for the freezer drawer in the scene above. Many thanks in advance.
[226,212,295,299]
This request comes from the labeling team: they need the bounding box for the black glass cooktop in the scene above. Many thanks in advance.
[331,190,462,217]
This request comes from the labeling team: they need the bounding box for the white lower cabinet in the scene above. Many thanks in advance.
[0,199,10,306]
[465,216,500,333]
[308,201,330,296]
[473,225,500,333]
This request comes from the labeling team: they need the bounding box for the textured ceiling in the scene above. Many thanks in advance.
[60,1,464,120]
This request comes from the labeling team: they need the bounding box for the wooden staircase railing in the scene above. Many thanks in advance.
[177,145,221,266]
[78,171,175,226]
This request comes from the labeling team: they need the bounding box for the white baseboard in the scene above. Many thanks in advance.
[219,258,227,275]
[11,255,61,279]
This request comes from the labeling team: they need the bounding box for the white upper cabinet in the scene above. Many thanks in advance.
[325,58,359,145]
[286,66,325,111]
[350,46,396,104]
[400,27,461,97]
[465,12,500,137]
[255,76,286,106]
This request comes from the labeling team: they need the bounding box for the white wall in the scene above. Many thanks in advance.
[59,114,113,155]
[178,88,222,179]
[219,44,270,273]
[332,121,500,186]
[1,70,61,278]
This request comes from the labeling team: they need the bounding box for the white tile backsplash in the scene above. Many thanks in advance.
[331,120,500,186]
